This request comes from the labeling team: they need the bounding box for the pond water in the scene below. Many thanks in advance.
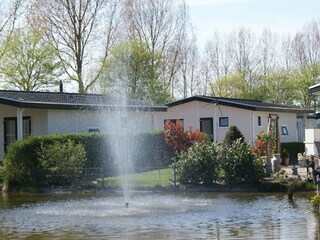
[0,191,318,239]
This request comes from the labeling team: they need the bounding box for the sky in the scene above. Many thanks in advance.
[186,0,320,48]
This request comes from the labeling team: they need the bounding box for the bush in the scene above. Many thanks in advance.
[219,139,264,184]
[38,140,87,187]
[177,141,218,185]
[223,125,245,146]
[281,142,305,163]
[164,119,206,153]
[2,131,172,190]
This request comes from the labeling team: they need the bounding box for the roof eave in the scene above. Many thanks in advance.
[256,107,314,113]
[0,98,167,112]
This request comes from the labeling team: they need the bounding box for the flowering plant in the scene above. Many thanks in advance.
[163,119,206,153]
[252,131,274,157]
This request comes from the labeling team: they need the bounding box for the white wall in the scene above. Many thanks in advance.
[47,109,155,134]
[155,101,300,146]
[0,105,49,160]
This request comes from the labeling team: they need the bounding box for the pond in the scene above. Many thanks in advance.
[0,191,318,239]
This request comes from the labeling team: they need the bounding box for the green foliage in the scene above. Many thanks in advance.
[37,140,87,187]
[223,125,245,146]
[281,148,290,159]
[289,63,320,108]
[177,141,218,185]
[2,132,171,190]
[311,195,320,210]
[219,139,264,184]
[0,28,63,91]
[281,142,305,162]
[100,40,171,104]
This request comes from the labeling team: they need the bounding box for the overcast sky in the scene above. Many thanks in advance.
[186,0,320,47]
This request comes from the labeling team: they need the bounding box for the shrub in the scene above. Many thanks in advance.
[219,139,264,184]
[311,195,320,211]
[37,140,87,187]
[2,131,171,190]
[281,142,305,162]
[177,141,218,185]
[252,131,274,157]
[223,125,245,146]
[164,119,206,153]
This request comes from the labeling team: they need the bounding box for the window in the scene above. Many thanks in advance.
[200,118,213,140]
[258,116,262,127]
[88,128,100,133]
[3,116,31,152]
[219,117,229,127]
[281,126,288,135]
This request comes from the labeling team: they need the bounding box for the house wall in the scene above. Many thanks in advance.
[0,104,49,160]
[0,106,155,160]
[47,109,155,134]
[155,101,301,146]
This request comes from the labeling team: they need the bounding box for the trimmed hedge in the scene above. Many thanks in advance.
[281,142,305,164]
[2,131,172,190]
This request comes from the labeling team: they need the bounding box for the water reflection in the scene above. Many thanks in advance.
[0,192,317,239]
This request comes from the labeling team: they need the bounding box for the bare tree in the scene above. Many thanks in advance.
[29,0,121,93]
[291,20,320,69]
[257,28,277,76]
[0,0,25,56]
[122,0,190,99]
[228,27,260,95]
[176,27,200,98]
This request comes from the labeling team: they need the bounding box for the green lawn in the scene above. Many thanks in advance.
[98,168,173,189]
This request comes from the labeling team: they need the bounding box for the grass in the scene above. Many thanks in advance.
[97,168,173,189]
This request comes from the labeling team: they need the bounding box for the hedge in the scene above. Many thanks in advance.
[2,131,173,190]
[281,142,305,164]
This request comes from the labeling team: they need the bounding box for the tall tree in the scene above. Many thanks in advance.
[30,0,121,93]
[122,0,190,99]
[0,0,25,58]
[0,29,63,91]
[100,40,170,104]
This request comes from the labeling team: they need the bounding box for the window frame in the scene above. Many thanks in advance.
[281,125,288,135]
[219,117,229,128]
[258,116,262,127]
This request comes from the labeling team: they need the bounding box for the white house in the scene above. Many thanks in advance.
[0,90,315,161]
[0,90,166,160]
[305,84,320,155]
[154,96,315,146]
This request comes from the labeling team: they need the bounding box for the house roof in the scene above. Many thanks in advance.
[166,95,313,113]
[0,90,167,112]
[309,83,320,96]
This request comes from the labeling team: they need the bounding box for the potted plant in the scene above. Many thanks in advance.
[281,149,290,166]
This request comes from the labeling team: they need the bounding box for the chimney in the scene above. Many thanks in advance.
[59,80,63,93]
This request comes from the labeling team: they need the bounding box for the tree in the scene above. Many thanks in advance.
[122,0,190,99]
[0,0,25,59]
[30,0,121,93]
[223,125,245,146]
[0,29,62,91]
[100,40,171,104]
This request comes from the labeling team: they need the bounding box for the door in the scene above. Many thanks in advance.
[200,118,213,140]
[3,117,31,152]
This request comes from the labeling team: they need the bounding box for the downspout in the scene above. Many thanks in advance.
[252,111,255,147]
[213,102,217,142]
[17,108,25,140]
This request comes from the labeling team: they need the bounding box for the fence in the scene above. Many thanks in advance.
[35,167,174,188]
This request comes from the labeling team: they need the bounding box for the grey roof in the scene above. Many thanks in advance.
[166,95,313,113]
[0,90,167,112]
[309,83,320,96]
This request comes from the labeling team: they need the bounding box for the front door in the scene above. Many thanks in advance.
[3,117,31,152]
[200,118,213,140]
